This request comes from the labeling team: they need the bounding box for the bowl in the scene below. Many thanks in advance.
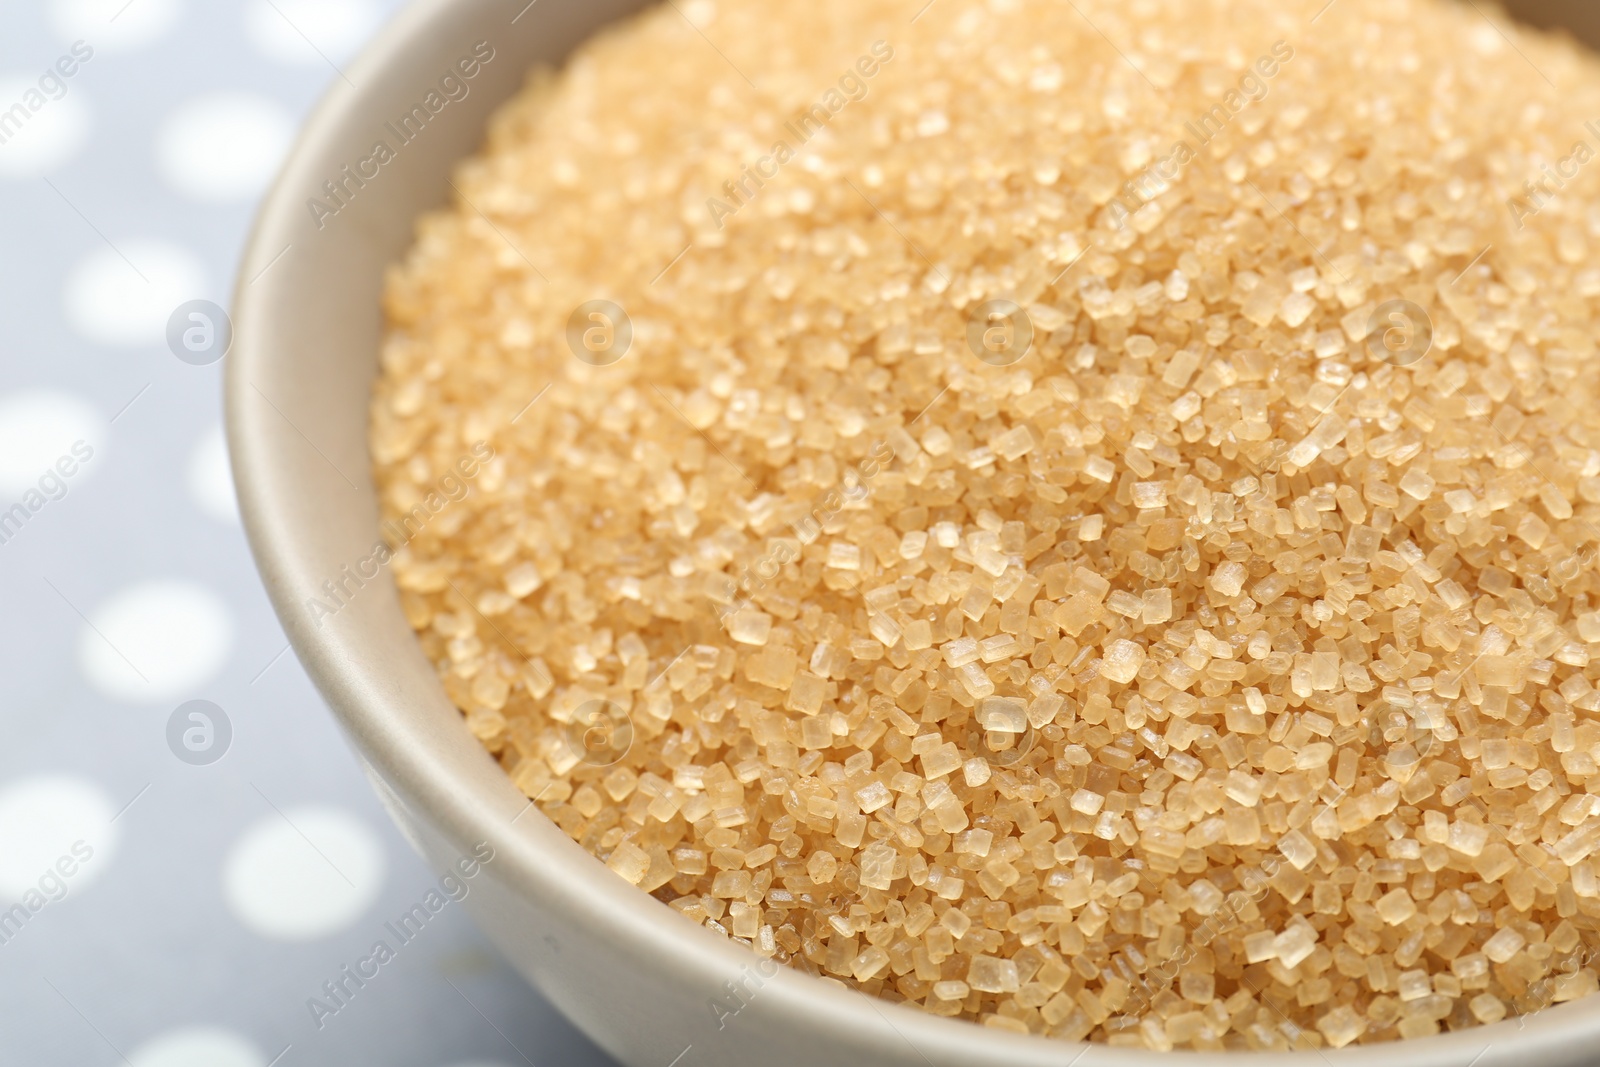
[226,1,1600,1063]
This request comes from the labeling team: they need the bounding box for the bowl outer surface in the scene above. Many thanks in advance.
[226,0,1600,1063]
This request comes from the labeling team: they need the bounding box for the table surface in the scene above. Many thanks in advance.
[0,2,617,1064]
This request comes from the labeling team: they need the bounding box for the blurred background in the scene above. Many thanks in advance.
[2,1,1599,1066]
[0,1,612,1064]
[1503,0,1600,46]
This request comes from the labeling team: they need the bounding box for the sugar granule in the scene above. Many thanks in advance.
[372,0,1600,1049]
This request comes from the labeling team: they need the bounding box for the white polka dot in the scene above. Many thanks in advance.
[0,76,91,178]
[0,389,100,496]
[129,1027,264,1067]
[78,581,233,703]
[245,0,379,65]
[0,775,118,899]
[187,424,238,523]
[155,93,294,202]
[223,808,385,940]
[63,241,207,347]
[51,0,180,53]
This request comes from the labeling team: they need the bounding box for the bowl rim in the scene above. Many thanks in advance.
[225,0,1600,1063]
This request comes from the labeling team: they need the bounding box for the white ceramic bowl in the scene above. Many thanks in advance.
[226,1,1600,1063]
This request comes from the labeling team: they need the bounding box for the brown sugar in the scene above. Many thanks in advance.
[371,0,1600,1048]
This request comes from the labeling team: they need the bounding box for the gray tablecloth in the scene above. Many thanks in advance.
[0,2,614,1064]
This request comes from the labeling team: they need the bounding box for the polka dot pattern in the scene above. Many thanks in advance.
[50,0,181,53]
[128,1027,265,1067]
[156,93,294,202]
[222,807,385,940]
[62,241,207,348]
[188,423,239,523]
[78,580,233,703]
[0,775,117,899]
[244,0,379,65]
[8,0,615,1062]
[0,388,100,496]
[0,75,91,178]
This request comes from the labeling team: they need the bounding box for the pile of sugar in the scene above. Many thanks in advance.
[371,0,1600,1049]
